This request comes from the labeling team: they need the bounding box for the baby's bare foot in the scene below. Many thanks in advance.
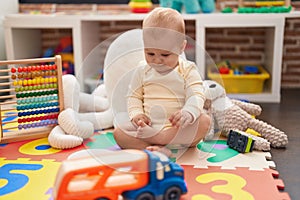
[146,145,172,157]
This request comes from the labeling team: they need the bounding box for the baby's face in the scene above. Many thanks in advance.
[142,27,186,73]
[144,48,179,73]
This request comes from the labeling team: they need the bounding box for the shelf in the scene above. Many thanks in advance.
[195,14,285,102]
[4,12,300,102]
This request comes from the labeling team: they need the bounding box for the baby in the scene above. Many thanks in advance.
[113,7,211,156]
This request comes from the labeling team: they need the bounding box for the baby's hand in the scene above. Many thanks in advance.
[132,114,151,127]
[169,110,193,128]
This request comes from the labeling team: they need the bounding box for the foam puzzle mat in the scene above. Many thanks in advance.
[0,131,290,200]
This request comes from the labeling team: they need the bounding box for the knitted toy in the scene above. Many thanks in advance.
[203,80,288,151]
[160,0,215,14]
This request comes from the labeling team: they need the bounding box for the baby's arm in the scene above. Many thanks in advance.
[182,64,206,122]
[127,67,145,122]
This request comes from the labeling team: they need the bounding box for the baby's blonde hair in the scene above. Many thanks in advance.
[143,7,185,34]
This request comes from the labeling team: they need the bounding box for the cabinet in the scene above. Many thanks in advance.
[3,14,146,93]
[196,14,285,102]
[3,12,298,102]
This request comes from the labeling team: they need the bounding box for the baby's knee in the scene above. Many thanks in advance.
[199,113,211,130]
[113,127,122,141]
[113,127,130,149]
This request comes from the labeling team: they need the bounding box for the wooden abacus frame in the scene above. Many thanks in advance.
[238,0,291,7]
[0,55,64,143]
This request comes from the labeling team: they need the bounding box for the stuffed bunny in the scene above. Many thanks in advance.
[48,75,113,149]
[203,80,288,151]
[48,29,147,149]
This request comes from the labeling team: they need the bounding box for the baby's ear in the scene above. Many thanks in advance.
[180,39,187,53]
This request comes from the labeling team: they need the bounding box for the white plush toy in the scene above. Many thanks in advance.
[203,80,288,151]
[48,29,145,149]
[48,75,113,149]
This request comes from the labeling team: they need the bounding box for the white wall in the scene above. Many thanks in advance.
[0,0,18,60]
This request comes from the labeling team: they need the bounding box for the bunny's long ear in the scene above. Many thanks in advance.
[79,92,109,113]
[62,74,80,111]
[57,108,94,139]
[48,126,84,149]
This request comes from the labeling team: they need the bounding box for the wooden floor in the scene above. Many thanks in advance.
[258,89,300,199]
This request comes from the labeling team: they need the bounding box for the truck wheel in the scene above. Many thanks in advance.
[96,198,109,200]
[164,186,182,200]
[136,192,155,200]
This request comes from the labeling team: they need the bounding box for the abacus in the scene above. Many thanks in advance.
[0,55,64,143]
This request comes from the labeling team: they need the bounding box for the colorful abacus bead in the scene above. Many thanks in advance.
[18,67,23,73]
[11,67,16,73]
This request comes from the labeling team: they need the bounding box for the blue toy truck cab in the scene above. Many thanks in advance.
[122,150,187,200]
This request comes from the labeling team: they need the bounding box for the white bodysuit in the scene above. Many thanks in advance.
[127,58,206,131]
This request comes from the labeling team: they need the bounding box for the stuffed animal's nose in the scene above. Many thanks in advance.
[209,84,216,88]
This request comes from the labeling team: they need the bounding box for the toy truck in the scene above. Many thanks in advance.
[53,149,187,200]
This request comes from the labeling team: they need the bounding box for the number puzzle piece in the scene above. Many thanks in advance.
[181,165,290,200]
[85,131,120,150]
[0,163,42,196]
[176,139,275,170]
[197,140,239,162]
[0,158,61,200]
[0,138,85,161]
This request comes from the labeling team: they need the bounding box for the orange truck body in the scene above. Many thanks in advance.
[53,149,149,200]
